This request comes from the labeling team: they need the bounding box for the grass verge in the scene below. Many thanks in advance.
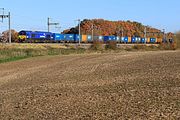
[0,46,86,63]
[0,42,177,63]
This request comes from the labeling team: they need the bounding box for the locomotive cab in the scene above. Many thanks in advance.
[18,31,27,42]
[18,31,33,42]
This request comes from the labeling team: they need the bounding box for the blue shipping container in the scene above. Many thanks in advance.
[93,36,103,41]
[64,34,75,42]
[87,35,92,42]
[116,36,120,42]
[104,36,109,42]
[74,34,81,42]
[150,38,156,43]
[52,33,64,41]
[121,37,124,42]
[141,38,146,43]
[99,36,103,41]
[136,37,141,43]
[123,37,128,43]
[131,37,136,43]
[104,36,116,42]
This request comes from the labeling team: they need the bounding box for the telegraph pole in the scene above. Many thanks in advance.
[91,24,94,41]
[47,17,50,32]
[163,29,165,40]
[8,12,11,43]
[98,27,101,35]
[144,26,147,44]
[47,17,59,32]
[0,9,11,43]
[78,19,81,45]
[117,26,120,36]
[121,28,124,37]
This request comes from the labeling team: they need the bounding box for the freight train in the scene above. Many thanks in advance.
[18,30,169,44]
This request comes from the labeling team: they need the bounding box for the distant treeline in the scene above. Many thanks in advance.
[63,19,174,38]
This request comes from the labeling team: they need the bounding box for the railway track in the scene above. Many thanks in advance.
[0,43,160,50]
[1,43,160,46]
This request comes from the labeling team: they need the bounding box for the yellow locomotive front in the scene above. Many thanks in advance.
[18,31,27,42]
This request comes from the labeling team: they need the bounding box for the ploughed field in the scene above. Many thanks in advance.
[0,50,180,119]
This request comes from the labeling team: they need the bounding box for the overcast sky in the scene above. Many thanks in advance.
[0,0,180,33]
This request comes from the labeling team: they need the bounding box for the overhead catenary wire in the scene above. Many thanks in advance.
[10,14,75,33]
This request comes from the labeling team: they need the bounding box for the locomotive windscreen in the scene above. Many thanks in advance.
[19,31,26,35]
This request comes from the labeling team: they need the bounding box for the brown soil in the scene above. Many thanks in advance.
[0,51,180,119]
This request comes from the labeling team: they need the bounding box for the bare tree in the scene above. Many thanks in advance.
[2,29,18,43]
[0,33,7,43]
